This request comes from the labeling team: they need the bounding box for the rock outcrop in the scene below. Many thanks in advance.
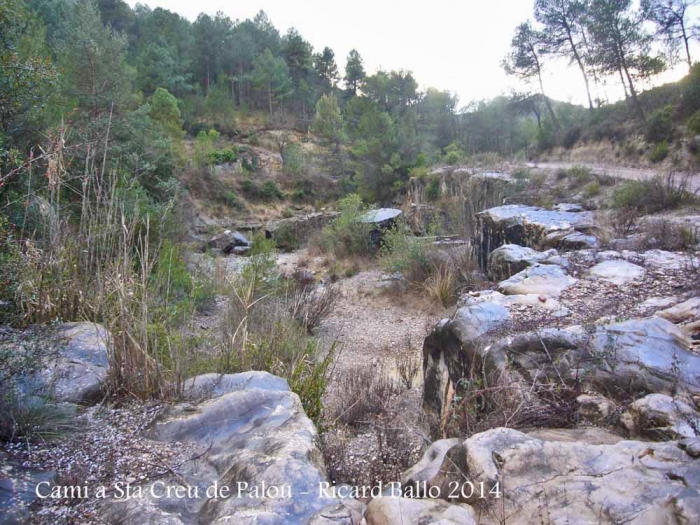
[487,244,564,280]
[206,230,250,255]
[423,311,700,418]
[419,427,700,524]
[588,259,646,286]
[621,393,700,440]
[422,303,510,417]
[475,204,596,268]
[99,372,341,525]
[14,323,110,405]
[364,496,476,525]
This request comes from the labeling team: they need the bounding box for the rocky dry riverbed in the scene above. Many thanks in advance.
[3,187,700,524]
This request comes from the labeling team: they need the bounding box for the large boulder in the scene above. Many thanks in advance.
[423,303,510,417]
[359,208,402,228]
[487,244,564,280]
[498,264,576,298]
[47,323,110,404]
[427,427,700,524]
[364,496,476,525]
[475,204,596,268]
[206,230,250,255]
[487,317,700,401]
[422,314,700,421]
[401,438,461,495]
[99,372,340,525]
[5,323,112,405]
[621,393,700,440]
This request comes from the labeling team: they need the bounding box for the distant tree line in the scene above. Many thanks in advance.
[504,0,698,127]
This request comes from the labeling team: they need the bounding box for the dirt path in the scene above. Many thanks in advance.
[277,250,440,485]
[527,161,700,191]
[276,250,439,380]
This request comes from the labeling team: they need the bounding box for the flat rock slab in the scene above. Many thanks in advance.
[498,264,577,298]
[359,208,402,225]
[589,260,646,286]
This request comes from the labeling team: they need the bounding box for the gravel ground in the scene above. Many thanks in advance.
[3,403,199,524]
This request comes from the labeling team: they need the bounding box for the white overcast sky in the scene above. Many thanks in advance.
[127,0,699,110]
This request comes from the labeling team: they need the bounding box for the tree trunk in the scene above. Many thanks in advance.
[682,23,692,71]
[620,55,645,122]
[564,22,594,113]
[268,84,273,118]
[537,70,561,135]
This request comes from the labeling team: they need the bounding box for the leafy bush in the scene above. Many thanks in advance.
[223,191,238,207]
[314,194,374,257]
[194,129,220,167]
[583,181,601,198]
[687,109,700,135]
[425,175,440,202]
[613,174,695,213]
[216,238,333,424]
[208,148,237,165]
[529,172,546,188]
[273,223,300,251]
[567,166,594,188]
[260,181,283,200]
[0,332,79,442]
[282,143,304,176]
[645,105,674,144]
[649,140,669,163]
[443,141,465,165]
[241,178,258,197]
[0,217,21,319]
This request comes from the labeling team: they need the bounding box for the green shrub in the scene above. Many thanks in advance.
[261,181,283,200]
[282,143,304,176]
[292,189,306,202]
[274,223,300,251]
[223,191,238,207]
[567,166,593,187]
[529,172,547,188]
[217,237,334,425]
[583,181,601,198]
[649,141,669,163]
[645,105,674,144]
[613,175,694,213]
[208,148,237,165]
[687,109,700,135]
[425,175,441,202]
[315,194,374,257]
[380,222,432,283]
[443,141,465,165]
[242,178,258,197]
